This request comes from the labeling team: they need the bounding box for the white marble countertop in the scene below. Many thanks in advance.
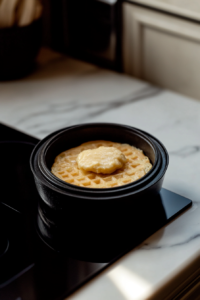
[0,48,200,299]
[129,0,200,21]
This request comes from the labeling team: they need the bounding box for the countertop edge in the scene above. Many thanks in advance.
[148,253,200,299]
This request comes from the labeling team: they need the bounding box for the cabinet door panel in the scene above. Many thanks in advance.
[123,3,200,100]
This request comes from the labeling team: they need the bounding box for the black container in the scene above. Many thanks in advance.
[30,123,169,261]
[0,19,42,80]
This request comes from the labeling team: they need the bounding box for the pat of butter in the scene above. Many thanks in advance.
[77,146,127,174]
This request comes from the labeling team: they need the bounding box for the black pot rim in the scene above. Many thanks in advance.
[30,123,169,201]
[41,123,158,190]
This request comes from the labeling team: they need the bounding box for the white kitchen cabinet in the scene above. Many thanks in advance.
[123,3,200,100]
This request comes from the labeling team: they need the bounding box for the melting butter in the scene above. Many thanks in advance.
[77,146,127,174]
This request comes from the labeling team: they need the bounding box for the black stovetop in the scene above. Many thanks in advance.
[0,123,192,300]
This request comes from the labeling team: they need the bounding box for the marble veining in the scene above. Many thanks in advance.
[0,48,200,300]
[12,85,161,137]
[169,145,200,157]
[143,233,200,250]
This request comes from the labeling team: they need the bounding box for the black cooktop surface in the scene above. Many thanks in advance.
[0,123,192,300]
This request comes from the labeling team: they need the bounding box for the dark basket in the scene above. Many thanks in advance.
[0,19,42,80]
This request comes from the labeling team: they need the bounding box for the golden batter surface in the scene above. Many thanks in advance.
[51,140,152,188]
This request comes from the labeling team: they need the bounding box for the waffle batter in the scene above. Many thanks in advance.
[51,140,152,188]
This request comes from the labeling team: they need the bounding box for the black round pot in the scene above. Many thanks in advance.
[30,123,169,261]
